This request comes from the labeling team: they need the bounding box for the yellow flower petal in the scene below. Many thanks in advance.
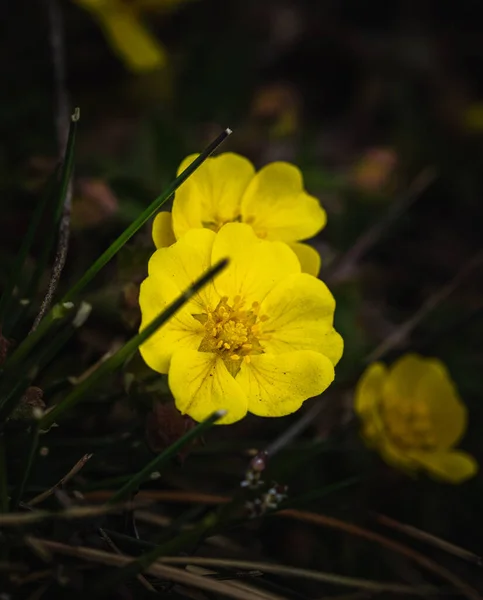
[379,436,418,472]
[237,351,334,417]
[148,228,218,311]
[152,211,176,248]
[288,242,321,276]
[354,362,386,417]
[139,276,204,373]
[354,362,387,445]
[77,0,167,72]
[259,273,343,365]
[169,350,248,424]
[383,354,433,404]
[415,361,467,449]
[172,153,255,239]
[240,162,327,242]
[212,223,300,305]
[408,450,478,483]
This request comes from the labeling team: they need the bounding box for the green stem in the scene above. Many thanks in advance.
[39,259,227,430]
[0,303,91,423]
[12,425,40,509]
[1,302,75,373]
[62,128,231,303]
[0,110,79,334]
[107,411,224,507]
[92,513,217,597]
[54,108,79,221]
[0,167,59,331]
[1,129,230,372]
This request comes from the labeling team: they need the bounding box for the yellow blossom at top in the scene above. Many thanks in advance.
[139,222,343,424]
[73,0,194,72]
[355,354,477,483]
[152,153,327,276]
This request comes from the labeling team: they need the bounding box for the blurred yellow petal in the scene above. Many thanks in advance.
[212,223,300,305]
[240,162,326,242]
[169,350,247,424]
[408,450,478,483]
[259,273,343,365]
[76,0,167,72]
[355,363,388,446]
[152,211,176,248]
[288,242,321,276]
[148,228,217,311]
[416,361,467,449]
[172,153,255,239]
[138,276,203,373]
[237,351,334,417]
[354,362,387,418]
[379,436,418,472]
[383,354,433,404]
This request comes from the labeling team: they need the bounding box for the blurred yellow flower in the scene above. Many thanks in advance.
[152,153,327,276]
[139,223,342,424]
[73,0,193,72]
[355,354,477,483]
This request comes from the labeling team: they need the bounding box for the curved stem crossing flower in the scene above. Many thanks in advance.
[152,153,327,275]
[139,223,342,424]
[355,354,477,483]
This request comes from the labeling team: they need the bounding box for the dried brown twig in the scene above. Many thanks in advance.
[366,249,483,362]
[31,0,73,332]
[31,539,286,600]
[325,168,437,285]
[28,453,93,506]
[157,556,438,595]
[83,489,482,600]
[0,499,152,527]
[374,513,482,567]
[98,528,155,592]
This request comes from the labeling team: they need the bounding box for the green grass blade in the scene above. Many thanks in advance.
[0,110,79,337]
[62,127,231,303]
[107,411,225,506]
[39,258,228,430]
[1,302,75,372]
[54,108,79,221]
[11,425,40,509]
[0,303,91,424]
[0,167,60,330]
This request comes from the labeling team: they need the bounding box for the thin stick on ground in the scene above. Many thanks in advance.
[0,499,153,527]
[83,489,482,600]
[31,0,73,332]
[366,249,483,362]
[325,167,437,285]
[31,539,286,600]
[281,509,482,600]
[265,400,326,457]
[28,453,93,506]
[98,528,155,592]
[374,513,482,567]
[156,556,439,595]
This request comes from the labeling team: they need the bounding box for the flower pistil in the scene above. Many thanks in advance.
[194,295,268,376]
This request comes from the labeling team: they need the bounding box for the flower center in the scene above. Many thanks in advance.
[194,296,268,377]
[202,215,242,233]
[381,397,436,450]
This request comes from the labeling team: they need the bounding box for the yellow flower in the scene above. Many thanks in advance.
[139,223,343,424]
[73,0,191,72]
[152,153,327,276]
[355,354,477,483]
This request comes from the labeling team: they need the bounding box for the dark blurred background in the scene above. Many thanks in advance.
[2,0,483,595]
